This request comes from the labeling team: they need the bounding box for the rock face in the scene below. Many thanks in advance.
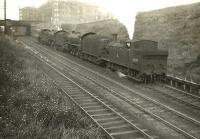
[134,2,200,71]
[62,19,129,41]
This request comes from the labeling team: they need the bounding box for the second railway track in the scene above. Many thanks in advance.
[20,37,200,139]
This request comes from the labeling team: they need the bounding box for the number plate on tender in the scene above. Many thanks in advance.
[132,58,138,63]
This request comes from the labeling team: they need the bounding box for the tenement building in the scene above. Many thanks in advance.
[19,0,113,25]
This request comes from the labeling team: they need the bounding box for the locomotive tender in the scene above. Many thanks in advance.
[38,29,168,83]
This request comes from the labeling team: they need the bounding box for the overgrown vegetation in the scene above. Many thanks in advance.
[0,36,106,139]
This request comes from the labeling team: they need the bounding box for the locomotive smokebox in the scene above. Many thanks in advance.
[112,33,118,41]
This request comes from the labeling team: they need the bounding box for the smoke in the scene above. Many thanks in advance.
[117,71,127,78]
[117,13,137,40]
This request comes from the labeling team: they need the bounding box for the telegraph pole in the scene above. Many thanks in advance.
[4,0,7,34]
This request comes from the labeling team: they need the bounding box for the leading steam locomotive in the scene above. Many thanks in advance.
[38,29,168,83]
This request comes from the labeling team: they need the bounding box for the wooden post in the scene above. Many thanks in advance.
[4,0,7,34]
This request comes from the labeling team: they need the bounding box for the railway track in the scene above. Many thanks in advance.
[20,37,200,139]
[153,85,200,111]
[19,40,157,139]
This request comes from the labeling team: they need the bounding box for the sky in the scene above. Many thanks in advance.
[0,0,200,20]
[0,0,200,38]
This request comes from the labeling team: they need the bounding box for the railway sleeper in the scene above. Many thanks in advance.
[101,120,126,128]
[87,109,111,115]
[83,105,104,111]
[70,94,88,97]
[80,102,99,107]
[86,108,108,113]
[72,96,92,100]
[110,130,142,139]
[91,113,115,118]
[76,99,96,104]
[109,127,137,135]
[96,116,120,123]
[104,124,130,130]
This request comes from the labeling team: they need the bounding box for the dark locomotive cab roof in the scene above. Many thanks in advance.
[130,40,158,50]
[54,30,69,35]
[81,32,96,40]
[41,29,51,31]
[41,29,51,33]
[71,31,81,36]
[40,29,55,35]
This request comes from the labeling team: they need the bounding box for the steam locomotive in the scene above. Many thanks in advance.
[38,29,168,83]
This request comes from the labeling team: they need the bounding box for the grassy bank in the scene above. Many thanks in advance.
[0,36,106,139]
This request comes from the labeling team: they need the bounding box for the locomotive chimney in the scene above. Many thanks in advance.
[112,33,118,41]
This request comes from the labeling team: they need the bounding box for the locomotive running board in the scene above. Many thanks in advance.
[127,75,142,83]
